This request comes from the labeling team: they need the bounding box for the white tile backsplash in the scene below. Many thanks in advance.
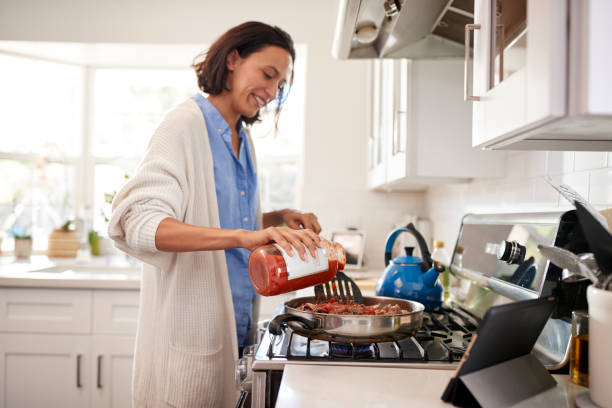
[532,178,560,208]
[547,151,574,175]
[526,151,548,177]
[501,180,534,208]
[505,152,528,180]
[574,152,608,171]
[558,172,591,203]
[589,168,612,205]
[426,149,612,250]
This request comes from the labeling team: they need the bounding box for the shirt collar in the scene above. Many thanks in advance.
[194,92,245,142]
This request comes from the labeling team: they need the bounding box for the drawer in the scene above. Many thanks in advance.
[93,290,139,335]
[0,288,92,333]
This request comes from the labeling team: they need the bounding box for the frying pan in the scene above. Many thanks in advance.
[268,296,424,343]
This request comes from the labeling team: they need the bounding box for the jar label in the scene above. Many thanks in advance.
[274,244,329,280]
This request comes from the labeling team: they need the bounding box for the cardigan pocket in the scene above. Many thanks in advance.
[164,344,224,408]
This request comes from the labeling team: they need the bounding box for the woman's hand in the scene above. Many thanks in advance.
[281,210,322,234]
[239,226,321,260]
[263,209,322,233]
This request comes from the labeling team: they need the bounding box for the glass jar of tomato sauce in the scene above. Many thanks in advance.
[248,238,346,296]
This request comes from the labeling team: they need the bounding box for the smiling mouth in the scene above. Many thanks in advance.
[253,94,267,109]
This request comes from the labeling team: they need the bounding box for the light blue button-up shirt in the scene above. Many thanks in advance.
[193,93,259,348]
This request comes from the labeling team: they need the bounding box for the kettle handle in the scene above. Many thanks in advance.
[383,223,433,272]
[406,223,433,271]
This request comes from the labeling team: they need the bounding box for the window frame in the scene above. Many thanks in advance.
[0,47,305,253]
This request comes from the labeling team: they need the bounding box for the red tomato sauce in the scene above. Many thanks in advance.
[249,247,341,296]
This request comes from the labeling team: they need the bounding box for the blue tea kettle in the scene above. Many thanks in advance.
[375,223,444,311]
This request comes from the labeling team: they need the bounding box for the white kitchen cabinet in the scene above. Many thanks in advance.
[91,336,135,408]
[470,0,612,151]
[366,59,386,189]
[0,287,92,333]
[0,334,91,408]
[0,287,138,408]
[367,59,504,191]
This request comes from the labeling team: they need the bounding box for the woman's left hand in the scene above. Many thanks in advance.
[281,209,321,234]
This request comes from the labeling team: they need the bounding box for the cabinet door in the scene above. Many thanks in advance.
[369,59,405,188]
[472,0,567,147]
[0,334,91,408]
[367,60,386,188]
[91,336,135,408]
[387,59,411,184]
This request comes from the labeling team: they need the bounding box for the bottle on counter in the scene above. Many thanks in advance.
[431,240,451,302]
[453,245,471,299]
[248,238,346,296]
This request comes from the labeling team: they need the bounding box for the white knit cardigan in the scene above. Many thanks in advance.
[108,98,262,408]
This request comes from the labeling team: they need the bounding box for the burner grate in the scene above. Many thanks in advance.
[265,306,479,363]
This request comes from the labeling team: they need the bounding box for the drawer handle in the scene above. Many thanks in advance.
[76,354,82,388]
[97,355,103,388]
[464,23,481,101]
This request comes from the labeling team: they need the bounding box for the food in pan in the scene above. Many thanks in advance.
[297,298,408,315]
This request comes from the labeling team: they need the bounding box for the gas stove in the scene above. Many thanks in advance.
[239,210,590,408]
[256,304,477,366]
[244,304,478,408]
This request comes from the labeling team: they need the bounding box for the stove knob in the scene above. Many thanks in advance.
[243,344,255,358]
[497,240,525,265]
[235,357,248,389]
[384,0,402,17]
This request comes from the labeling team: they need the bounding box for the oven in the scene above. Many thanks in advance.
[239,210,590,408]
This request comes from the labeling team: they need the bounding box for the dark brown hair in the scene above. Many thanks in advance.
[192,21,296,126]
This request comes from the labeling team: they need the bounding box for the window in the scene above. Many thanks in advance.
[0,54,81,251]
[90,68,196,233]
[0,43,306,253]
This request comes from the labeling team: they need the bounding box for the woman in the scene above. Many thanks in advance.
[109,21,321,408]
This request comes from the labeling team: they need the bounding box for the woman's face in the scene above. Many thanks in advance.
[226,45,293,119]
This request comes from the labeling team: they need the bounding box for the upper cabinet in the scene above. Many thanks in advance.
[367,58,504,191]
[469,0,612,151]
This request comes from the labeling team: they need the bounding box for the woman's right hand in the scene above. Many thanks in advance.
[239,227,321,260]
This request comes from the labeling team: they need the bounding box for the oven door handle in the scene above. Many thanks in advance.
[268,313,315,335]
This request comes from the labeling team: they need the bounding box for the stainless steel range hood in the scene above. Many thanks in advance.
[332,0,474,59]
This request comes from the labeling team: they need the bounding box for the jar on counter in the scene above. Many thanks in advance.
[248,238,346,296]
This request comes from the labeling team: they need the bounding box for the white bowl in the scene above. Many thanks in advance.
[587,285,612,408]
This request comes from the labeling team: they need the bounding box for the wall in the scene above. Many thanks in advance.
[426,151,612,250]
[0,0,426,268]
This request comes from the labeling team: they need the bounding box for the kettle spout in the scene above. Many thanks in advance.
[422,267,441,288]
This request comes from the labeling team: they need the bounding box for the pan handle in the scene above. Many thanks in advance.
[268,313,315,335]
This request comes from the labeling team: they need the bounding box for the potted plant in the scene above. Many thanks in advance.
[47,220,80,258]
[8,226,32,259]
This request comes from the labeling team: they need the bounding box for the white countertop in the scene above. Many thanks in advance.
[0,255,141,290]
[275,365,587,408]
[0,256,382,292]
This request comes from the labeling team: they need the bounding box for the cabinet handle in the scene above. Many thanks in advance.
[393,110,406,155]
[76,354,82,388]
[464,23,481,101]
[392,110,398,155]
[497,24,505,82]
[97,355,103,388]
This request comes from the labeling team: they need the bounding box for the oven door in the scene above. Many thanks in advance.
[251,369,283,408]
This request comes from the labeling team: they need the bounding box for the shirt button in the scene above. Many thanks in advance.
[240,190,245,196]
[217,128,222,133]
[243,217,249,222]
